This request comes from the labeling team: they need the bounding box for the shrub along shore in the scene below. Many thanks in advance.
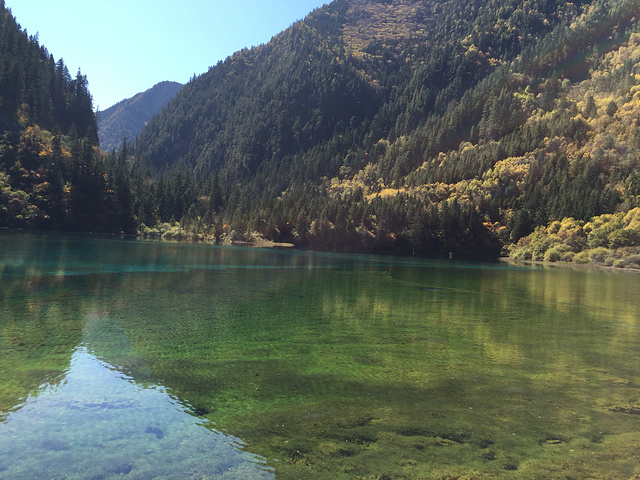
[508,208,640,269]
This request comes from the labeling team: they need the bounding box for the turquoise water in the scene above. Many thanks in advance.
[1,231,639,479]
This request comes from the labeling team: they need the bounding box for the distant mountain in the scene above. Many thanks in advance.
[97,81,182,151]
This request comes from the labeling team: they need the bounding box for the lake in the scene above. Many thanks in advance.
[1,231,639,479]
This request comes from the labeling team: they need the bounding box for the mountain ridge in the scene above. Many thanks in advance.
[97,81,182,151]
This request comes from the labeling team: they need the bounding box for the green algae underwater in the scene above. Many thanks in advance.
[1,231,639,479]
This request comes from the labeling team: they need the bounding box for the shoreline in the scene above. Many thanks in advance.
[500,256,640,274]
[4,228,640,271]
[228,240,295,249]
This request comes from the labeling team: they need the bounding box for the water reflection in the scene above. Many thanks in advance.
[0,345,274,480]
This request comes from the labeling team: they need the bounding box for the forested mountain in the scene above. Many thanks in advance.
[0,0,135,234]
[132,0,640,263]
[0,3,96,142]
[4,0,640,264]
[97,81,182,152]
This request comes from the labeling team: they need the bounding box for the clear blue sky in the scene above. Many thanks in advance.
[7,0,330,110]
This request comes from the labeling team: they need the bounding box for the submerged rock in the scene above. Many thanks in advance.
[145,426,165,439]
[541,438,563,446]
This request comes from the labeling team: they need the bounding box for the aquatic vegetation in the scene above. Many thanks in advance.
[1,233,639,478]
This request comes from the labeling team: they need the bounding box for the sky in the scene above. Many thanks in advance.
[7,0,331,111]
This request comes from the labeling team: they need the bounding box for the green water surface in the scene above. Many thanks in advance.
[1,232,639,479]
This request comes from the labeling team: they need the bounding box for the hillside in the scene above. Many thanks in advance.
[0,0,136,234]
[137,0,573,177]
[0,3,96,141]
[97,81,182,151]
[132,0,640,264]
